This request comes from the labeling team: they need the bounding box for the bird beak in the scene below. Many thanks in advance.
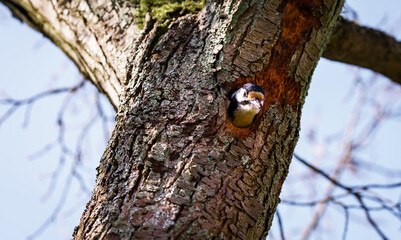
[252,100,262,109]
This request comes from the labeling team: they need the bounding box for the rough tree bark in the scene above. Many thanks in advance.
[2,0,349,239]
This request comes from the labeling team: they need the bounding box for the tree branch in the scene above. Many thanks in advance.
[0,0,140,109]
[323,17,401,83]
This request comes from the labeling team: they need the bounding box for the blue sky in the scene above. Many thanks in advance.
[0,1,401,239]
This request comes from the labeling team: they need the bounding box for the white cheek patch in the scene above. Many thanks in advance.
[235,89,248,102]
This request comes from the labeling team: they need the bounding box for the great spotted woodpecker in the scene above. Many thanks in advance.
[228,83,265,128]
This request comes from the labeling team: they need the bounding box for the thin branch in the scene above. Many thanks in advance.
[295,154,401,192]
[281,193,349,207]
[95,92,112,143]
[351,157,401,178]
[293,153,352,191]
[354,193,389,240]
[333,201,350,240]
[294,154,395,240]
[28,141,58,161]
[0,80,85,105]
[0,104,18,126]
[39,155,66,201]
[276,210,286,240]
[354,182,401,190]
[27,172,73,240]
[0,81,85,128]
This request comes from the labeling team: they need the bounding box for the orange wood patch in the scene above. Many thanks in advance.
[227,0,322,138]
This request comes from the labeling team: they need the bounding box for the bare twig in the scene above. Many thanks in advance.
[276,210,286,240]
[293,154,396,240]
[0,80,85,128]
[26,172,73,240]
[354,193,388,240]
[294,153,351,191]
[20,81,116,240]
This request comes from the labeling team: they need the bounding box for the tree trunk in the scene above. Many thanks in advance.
[1,0,344,239]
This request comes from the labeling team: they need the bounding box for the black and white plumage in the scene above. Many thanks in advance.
[228,83,265,128]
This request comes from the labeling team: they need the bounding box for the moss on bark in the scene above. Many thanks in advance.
[132,0,205,29]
